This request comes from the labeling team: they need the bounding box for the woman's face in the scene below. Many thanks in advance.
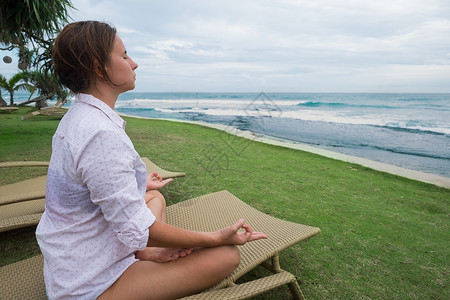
[105,35,138,93]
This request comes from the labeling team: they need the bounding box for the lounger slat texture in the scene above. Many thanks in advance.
[0,213,43,233]
[0,190,319,300]
[167,190,320,299]
[1,198,45,219]
[0,199,45,233]
[181,270,301,300]
[0,161,48,206]
[0,176,47,206]
[0,255,46,300]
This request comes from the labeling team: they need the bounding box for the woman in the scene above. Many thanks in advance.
[36,21,267,300]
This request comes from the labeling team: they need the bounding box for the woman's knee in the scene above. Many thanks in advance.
[230,245,241,267]
[196,245,240,284]
[144,190,166,221]
[220,245,241,271]
[145,190,165,205]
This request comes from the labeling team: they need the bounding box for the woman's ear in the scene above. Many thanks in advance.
[93,60,105,80]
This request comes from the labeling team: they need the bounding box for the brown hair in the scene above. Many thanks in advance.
[52,21,117,93]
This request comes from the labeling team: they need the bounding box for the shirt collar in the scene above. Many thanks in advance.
[75,93,126,129]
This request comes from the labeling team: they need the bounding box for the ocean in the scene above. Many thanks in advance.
[19,92,450,178]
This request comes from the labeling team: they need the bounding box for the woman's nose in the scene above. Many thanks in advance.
[130,58,138,70]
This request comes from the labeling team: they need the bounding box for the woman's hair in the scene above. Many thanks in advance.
[52,21,117,93]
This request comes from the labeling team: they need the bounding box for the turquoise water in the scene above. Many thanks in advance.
[16,92,450,178]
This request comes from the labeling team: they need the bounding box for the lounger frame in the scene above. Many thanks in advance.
[0,158,185,232]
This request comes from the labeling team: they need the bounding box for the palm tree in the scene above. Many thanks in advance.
[20,70,69,108]
[1,0,74,71]
[0,73,35,106]
[1,1,74,107]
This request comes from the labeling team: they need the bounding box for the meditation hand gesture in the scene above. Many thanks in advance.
[217,219,268,245]
[147,172,173,190]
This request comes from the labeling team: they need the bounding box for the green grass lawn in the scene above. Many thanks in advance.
[1,107,449,299]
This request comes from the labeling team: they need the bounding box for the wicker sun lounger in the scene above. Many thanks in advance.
[0,161,50,168]
[170,190,320,299]
[140,157,186,180]
[0,190,320,300]
[0,162,49,232]
[0,107,19,113]
[0,158,185,232]
[20,98,67,120]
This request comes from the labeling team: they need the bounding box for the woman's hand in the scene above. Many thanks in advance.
[147,219,267,249]
[217,219,267,246]
[146,172,173,190]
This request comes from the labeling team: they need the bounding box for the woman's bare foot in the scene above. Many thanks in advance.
[135,247,194,262]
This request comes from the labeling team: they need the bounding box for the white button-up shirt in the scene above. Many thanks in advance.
[36,93,156,300]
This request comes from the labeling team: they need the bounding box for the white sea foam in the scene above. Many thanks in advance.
[113,93,450,136]
[116,98,306,108]
[151,107,450,134]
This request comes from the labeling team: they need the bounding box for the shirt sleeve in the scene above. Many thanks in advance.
[76,128,155,250]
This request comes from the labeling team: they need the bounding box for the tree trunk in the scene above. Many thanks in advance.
[0,91,7,107]
[35,98,49,109]
[19,95,47,107]
[9,92,14,106]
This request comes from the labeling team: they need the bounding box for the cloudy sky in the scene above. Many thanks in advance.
[1,0,450,92]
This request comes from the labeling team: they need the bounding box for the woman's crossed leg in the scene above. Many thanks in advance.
[99,244,240,299]
[99,190,241,299]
